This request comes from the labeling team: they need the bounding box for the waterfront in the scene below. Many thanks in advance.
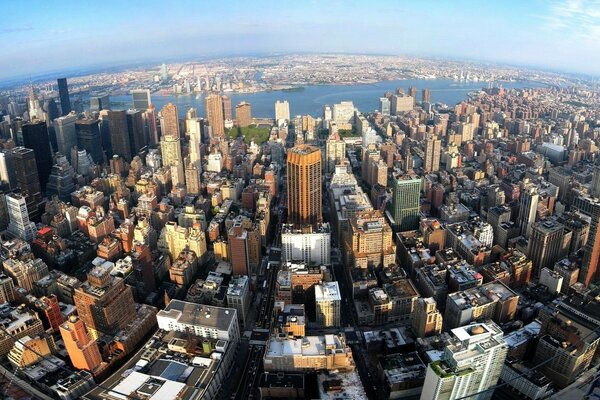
[109,78,547,118]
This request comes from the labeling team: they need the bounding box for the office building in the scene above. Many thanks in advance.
[422,88,431,103]
[222,95,233,123]
[424,135,441,173]
[325,132,346,174]
[389,174,421,232]
[275,100,290,121]
[226,275,251,327]
[574,194,600,286]
[287,145,322,226]
[343,210,396,269]
[0,150,16,190]
[264,333,354,372]
[22,120,53,191]
[518,180,539,237]
[45,155,76,201]
[6,192,37,241]
[75,119,104,164]
[527,219,568,276]
[0,274,15,303]
[444,281,518,330]
[107,110,132,160]
[73,265,136,339]
[7,334,54,368]
[391,94,414,115]
[333,101,355,127]
[11,147,42,217]
[412,297,443,338]
[420,321,508,400]
[131,89,151,110]
[236,101,252,127]
[59,316,104,374]
[126,109,146,155]
[315,281,341,327]
[380,97,391,116]
[281,223,331,266]
[57,78,71,115]
[205,93,225,137]
[0,304,45,356]
[3,257,49,292]
[54,113,78,161]
[160,102,180,138]
[160,222,207,262]
[89,93,110,112]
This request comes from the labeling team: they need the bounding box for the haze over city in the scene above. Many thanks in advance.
[2,0,600,81]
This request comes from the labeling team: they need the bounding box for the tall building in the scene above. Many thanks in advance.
[126,109,146,155]
[315,281,341,327]
[236,102,252,127]
[527,219,568,276]
[160,102,180,138]
[275,100,290,122]
[222,95,233,123]
[281,223,331,266]
[0,150,16,190]
[424,135,441,173]
[54,113,78,161]
[389,174,421,232]
[59,316,103,374]
[287,145,322,226]
[412,297,443,338]
[73,265,136,339]
[226,275,251,327]
[11,147,42,218]
[379,97,391,116]
[205,94,225,137]
[6,192,37,241]
[518,181,540,237]
[325,132,346,174]
[131,89,151,110]
[391,94,414,115]
[160,135,182,167]
[21,120,53,191]
[57,78,72,115]
[46,155,76,201]
[422,88,431,103]
[228,223,250,276]
[75,119,104,164]
[107,110,132,160]
[343,210,396,269]
[3,257,48,292]
[574,194,600,286]
[420,321,508,400]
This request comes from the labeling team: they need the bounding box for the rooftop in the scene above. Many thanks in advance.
[157,300,236,332]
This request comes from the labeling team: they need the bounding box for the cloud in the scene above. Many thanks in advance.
[541,0,600,41]
[0,25,33,35]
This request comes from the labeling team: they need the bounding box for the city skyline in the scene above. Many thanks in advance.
[2,0,600,82]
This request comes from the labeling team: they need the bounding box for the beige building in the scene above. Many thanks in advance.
[159,221,207,262]
[205,93,225,137]
[315,282,341,327]
[287,145,322,226]
[412,297,443,338]
[343,210,396,269]
[236,102,252,127]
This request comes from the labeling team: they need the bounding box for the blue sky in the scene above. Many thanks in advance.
[1,0,599,81]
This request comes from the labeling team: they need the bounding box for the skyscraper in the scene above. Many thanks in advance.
[126,109,146,155]
[160,103,180,138]
[420,321,508,400]
[236,102,252,127]
[379,97,391,116]
[275,100,290,121]
[107,110,132,160]
[424,135,441,173]
[389,174,421,232]
[75,119,104,164]
[21,120,53,192]
[527,218,567,276]
[6,193,37,241]
[59,316,103,374]
[131,89,151,110]
[57,78,71,115]
[315,281,341,327]
[222,95,233,123]
[287,145,322,226]
[11,147,42,218]
[422,88,431,103]
[206,94,225,137]
[573,194,600,286]
[160,135,182,167]
[54,113,77,161]
[518,180,539,237]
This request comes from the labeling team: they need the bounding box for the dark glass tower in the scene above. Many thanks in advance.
[75,119,104,164]
[107,110,132,160]
[57,78,72,115]
[21,121,53,192]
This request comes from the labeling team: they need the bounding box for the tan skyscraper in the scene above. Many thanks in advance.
[160,103,180,138]
[424,135,441,172]
[160,135,182,167]
[205,93,225,137]
[59,316,104,374]
[222,95,233,122]
[236,102,252,127]
[287,145,322,226]
[275,100,290,121]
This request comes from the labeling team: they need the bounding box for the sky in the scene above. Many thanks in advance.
[1,0,599,82]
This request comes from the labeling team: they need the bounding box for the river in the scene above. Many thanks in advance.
[109,79,547,118]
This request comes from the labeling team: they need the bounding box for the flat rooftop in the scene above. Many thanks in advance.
[157,300,236,332]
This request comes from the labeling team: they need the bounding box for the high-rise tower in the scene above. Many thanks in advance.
[160,103,180,138]
[21,120,53,192]
[287,145,322,226]
[389,174,421,232]
[107,110,132,160]
[57,78,72,115]
[205,94,225,137]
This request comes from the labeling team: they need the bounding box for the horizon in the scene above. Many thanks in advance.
[2,0,600,83]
